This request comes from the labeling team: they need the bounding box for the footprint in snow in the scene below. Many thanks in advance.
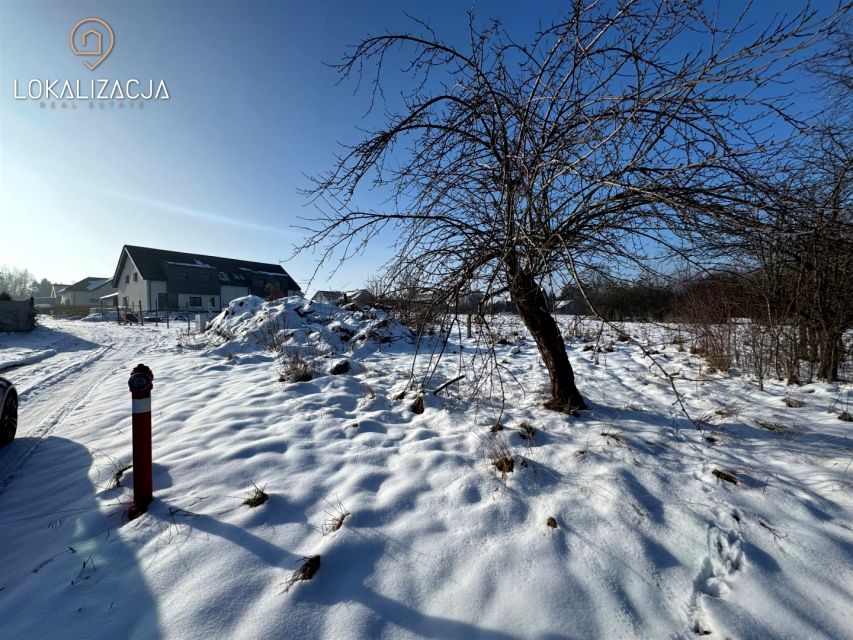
[689,521,745,636]
[696,526,744,597]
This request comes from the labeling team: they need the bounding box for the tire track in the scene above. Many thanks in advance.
[0,340,149,493]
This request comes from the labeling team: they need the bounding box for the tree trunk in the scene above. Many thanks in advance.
[505,256,586,413]
[817,327,843,383]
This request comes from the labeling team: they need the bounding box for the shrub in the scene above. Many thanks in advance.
[277,348,313,383]
[242,482,269,507]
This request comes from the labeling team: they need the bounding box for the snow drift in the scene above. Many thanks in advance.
[206,295,412,358]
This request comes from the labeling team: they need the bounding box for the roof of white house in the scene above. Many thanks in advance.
[111,245,300,292]
[63,277,113,292]
[312,290,342,301]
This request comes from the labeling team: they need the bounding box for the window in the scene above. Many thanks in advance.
[133,273,138,282]
[125,275,129,284]
[177,271,187,281]
[123,296,128,307]
[209,297,215,307]
[189,296,202,307]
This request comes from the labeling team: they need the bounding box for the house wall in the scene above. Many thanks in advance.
[149,281,167,310]
[220,285,249,305]
[61,289,108,305]
[176,293,219,311]
[90,283,117,305]
[116,253,149,309]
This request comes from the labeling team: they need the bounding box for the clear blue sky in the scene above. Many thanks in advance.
[0,0,837,291]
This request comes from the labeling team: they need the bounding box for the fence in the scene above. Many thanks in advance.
[0,298,35,332]
[108,300,217,332]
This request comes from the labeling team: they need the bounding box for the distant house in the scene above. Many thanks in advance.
[554,299,588,315]
[110,245,301,312]
[59,277,117,306]
[340,289,375,306]
[51,283,71,301]
[312,290,342,304]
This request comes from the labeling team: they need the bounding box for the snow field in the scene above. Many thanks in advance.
[0,306,850,639]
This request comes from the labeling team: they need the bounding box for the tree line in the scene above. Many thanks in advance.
[0,266,53,299]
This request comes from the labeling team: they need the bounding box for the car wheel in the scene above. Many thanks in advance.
[1,390,17,445]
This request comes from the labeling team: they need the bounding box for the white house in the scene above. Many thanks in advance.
[110,245,301,312]
[312,289,375,307]
[51,283,70,301]
[311,290,342,304]
[340,289,375,306]
[59,277,117,306]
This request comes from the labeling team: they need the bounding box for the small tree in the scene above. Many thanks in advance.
[301,3,840,411]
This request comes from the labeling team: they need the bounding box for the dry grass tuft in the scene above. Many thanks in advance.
[712,469,738,485]
[714,404,737,418]
[756,419,784,433]
[284,555,321,592]
[518,422,536,441]
[490,421,504,432]
[242,482,269,508]
[600,430,623,444]
[322,498,351,535]
[482,430,514,479]
[278,349,312,383]
[546,516,558,529]
[543,398,582,416]
[837,411,852,422]
[111,463,133,489]
[411,395,425,414]
[493,455,514,477]
[782,396,805,408]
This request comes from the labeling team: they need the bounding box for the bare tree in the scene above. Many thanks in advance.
[300,2,841,412]
[759,128,851,382]
[0,266,38,298]
[723,16,853,384]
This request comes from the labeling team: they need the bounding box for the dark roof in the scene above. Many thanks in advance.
[65,277,113,292]
[112,245,300,292]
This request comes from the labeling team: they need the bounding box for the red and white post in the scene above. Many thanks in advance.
[128,363,154,519]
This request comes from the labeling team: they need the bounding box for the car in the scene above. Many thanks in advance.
[0,376,17,446]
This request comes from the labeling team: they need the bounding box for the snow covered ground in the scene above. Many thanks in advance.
[0,304,851,639]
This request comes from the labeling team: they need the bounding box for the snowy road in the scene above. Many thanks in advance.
[0,318,161,490]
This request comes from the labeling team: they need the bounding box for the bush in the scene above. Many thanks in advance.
[277,348,313,383]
